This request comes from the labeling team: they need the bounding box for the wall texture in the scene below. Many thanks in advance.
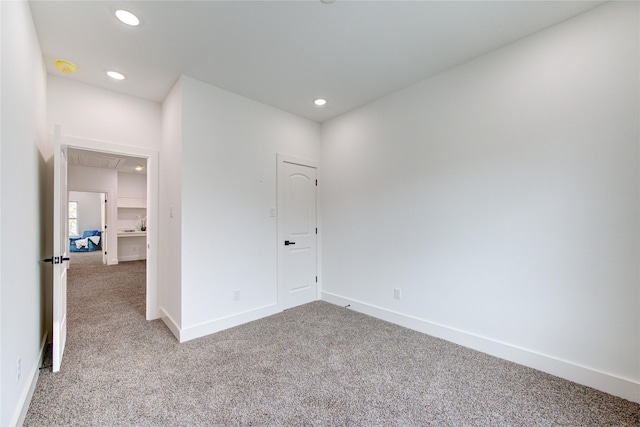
[47,75,161,151]
[162,76,321,340]
[68,191,102,235]
[118,172,147,199]
[320,2,639,401]
[0,1,49,425]
[159,77,183,333]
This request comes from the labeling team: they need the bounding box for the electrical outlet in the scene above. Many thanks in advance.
[233,290,241,301]
[16,357,21,381]
[394,288,401,300]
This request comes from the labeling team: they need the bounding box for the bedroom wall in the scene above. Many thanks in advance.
[47,75,161,151]
[159,77,183,334]
[320,1,639,402]
[69,191,102,235]
[118,172,147,199]
[0,1,49,425]
[173,75,321,340]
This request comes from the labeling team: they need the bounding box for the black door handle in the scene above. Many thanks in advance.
[284,240,296,246]
[42,256,70,264]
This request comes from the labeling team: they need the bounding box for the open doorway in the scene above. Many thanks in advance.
[68,190,107,266]
[61,136,160,322]
[67,148,148,266]
[56,135,160,320]
[45,129,160,373]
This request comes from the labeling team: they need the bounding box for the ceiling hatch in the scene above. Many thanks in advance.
[70,151,125,169]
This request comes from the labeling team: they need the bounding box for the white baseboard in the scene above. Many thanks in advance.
[146,306,161,321]
[159,307,181,341]
[179,304,281,343]
[117,255,146,262]
[321,291,640,404]
[13,334,48,427]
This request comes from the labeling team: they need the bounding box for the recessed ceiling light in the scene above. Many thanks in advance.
[106,70,126,80]
[314,98,327,107]
[115,9,140,26]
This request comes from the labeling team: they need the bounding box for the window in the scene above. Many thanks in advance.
[69,201,79,236]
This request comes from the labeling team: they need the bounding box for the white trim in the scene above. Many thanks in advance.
[60,134,160,320]
[276,153,320,311]
[13,334,48,427]
[117,255,146,262]
[178,304,281,343]
[321,291,640,404]
[277,153,319,169]
[159,307,181,341]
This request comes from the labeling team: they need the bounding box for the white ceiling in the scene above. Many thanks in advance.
[29,0,604,123]
[68,148,147,175]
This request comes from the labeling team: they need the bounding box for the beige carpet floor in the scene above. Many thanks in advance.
[25,255,639,426]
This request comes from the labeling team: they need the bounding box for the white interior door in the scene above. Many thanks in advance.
[101,192,108,265]
[278,156,318,309]
[52,125,69,372]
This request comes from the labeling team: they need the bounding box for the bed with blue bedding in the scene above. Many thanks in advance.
[69,230,102,252]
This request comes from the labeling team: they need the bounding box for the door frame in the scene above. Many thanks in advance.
[61,134,160,320]
[276,153,320,311]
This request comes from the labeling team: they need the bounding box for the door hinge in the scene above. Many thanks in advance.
[315,276,318,283]
[315,179,318,186]
[315,227,317,234]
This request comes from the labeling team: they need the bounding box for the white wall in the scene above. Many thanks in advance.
[168,76,320,340]
[159,78,183,333]
[47,75,161,151]
[0,1,49,425]
[118,172,147,199]
[321,2,639,402]
[69,191,102,235]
